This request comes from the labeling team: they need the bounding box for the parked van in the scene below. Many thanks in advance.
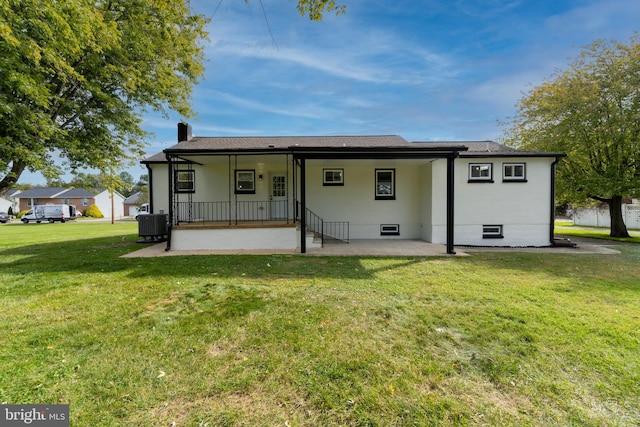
[135,203,150,220]
[22,204,77,224]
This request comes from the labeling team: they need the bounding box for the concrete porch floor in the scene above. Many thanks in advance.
[121,239,465,258]
[121,237,622,258]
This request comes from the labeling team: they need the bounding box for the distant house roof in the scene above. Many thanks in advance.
[123,192,142,204]
[14,187,69,198]
[11,187,103,199]
[62,188,100,198]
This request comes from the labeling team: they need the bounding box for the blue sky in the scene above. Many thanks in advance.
[22,0,640,184]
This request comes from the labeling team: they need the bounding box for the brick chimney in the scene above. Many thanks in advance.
[178,122,193,142]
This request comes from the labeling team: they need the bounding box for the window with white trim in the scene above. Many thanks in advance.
[175,170,195,193]
[323,168,344,186]
[502,163,527,182]
[375,169,395,200]
[235,170,255,194]
[81,198,89,207]
[468,163,493,182]
[483,224,503,239]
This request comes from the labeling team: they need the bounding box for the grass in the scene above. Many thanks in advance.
[1,221,639,426]
[555,221,640,244]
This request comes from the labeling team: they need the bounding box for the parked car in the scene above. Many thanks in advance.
[21,204,76,223]
[0,212,10,223]
[135,203,150,220]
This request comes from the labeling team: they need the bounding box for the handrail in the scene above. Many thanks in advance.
[304,206,324,246]
[300,202,349,245]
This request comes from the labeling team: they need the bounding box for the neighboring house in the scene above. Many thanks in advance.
[142,123,564,254]
[123,192,147,217]
[0,196,12,213]
[13,187,125,218]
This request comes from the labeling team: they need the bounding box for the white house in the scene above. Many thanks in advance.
[142,123,564,254]
[12,187,125,219]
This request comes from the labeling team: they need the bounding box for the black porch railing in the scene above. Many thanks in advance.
[303,204,349,245]
[175,200,291,224]
[175,200,349,245]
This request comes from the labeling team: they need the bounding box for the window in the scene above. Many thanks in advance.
[235,170,255,194]
[323,168,344,186]
[61,198,70,204]
[175,170,195,193]
[380,224,400,236]
[375,169,395,200]
[503,163,527,182]
[483,224,503,239]
[469,163,493,182]
[81,198,89,207]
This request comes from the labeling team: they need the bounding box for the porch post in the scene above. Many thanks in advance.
[446,154,456,255]
[300,157,306,254]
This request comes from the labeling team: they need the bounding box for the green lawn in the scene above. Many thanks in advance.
[555,222,640,244]
[1,222,639,426]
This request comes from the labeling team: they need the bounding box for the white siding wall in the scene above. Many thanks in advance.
[450,157,554,246]
[419,163,433,241]
[150,164,170,215]
[152,154,556,249]
[172,227,297,250]
[305,160,423,239]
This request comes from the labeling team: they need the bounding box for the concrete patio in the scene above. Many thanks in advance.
[120,236,622,258]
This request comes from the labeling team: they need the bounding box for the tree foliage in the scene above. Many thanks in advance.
[292,0,346,21]
[0,0,209,193]
[0,1,345,194]
[502,34,640,237]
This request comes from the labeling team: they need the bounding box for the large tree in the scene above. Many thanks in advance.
[0,0,345,194]
[502,34,640,237]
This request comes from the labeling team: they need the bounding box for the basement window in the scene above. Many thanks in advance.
[380,224,400,236]
[468,163,493,183]
[482,224,503,239]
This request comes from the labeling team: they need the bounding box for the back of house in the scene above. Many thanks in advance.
[21,204,77,223]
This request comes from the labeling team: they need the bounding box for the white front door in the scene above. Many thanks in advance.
[270,175,287,219]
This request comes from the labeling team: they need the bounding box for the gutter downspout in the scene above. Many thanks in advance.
[550,156,561,246]
[146,164,154,213]
[165,154,173,251]
[300,157,306,254]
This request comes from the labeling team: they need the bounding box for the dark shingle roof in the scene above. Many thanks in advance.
[62,188,99,198]
[123,192,142,204]
[166,135,413,151]
[13,187,68,198]
[11,187,100,199]
[141,131,562,163]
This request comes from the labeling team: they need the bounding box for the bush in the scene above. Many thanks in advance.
[83,204,104,218]
[17,210,29,219]
[7,206,13,216]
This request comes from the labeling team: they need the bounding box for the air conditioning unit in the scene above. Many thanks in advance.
[138,214,168,242]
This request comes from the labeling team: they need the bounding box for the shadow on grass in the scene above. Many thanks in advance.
[4,227,640,291]
[0,232,429,281]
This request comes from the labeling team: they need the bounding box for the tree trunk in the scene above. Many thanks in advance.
[608,195,630,238]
